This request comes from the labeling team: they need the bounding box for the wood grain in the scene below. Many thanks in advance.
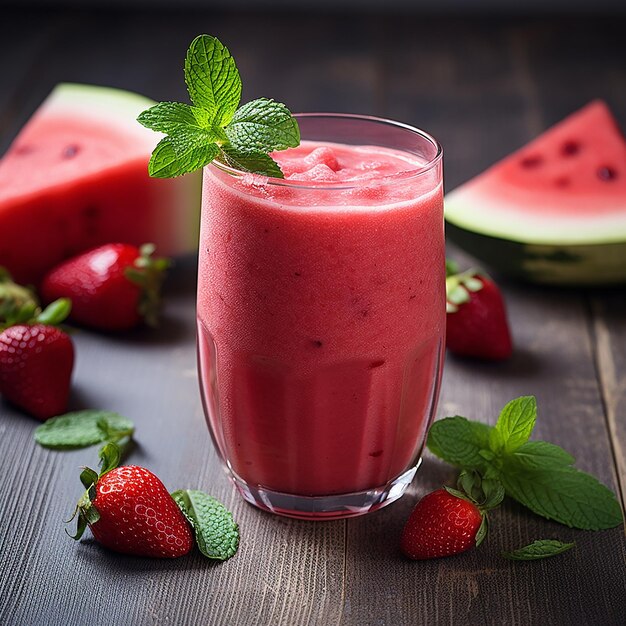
[1,9,625,626]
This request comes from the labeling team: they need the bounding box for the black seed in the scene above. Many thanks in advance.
[369,450,383,458]
[63,145,79,159]
[561,141,580,156]
[294,272,301,277]
[597,166,618,181]
[312,340,323,348]
[520,155,543,168]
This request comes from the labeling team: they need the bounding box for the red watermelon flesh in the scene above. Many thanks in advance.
[445,100,626,245]
[0,83,200,284]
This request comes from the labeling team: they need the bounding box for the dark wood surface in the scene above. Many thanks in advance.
[1,8,625,626]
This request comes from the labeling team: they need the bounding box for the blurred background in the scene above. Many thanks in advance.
[1,1,625,191]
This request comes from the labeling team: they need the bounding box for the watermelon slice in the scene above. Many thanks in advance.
[445,100,626,285]
[0,83,201,284]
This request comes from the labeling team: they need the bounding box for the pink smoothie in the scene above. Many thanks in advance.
[198,141,444,497]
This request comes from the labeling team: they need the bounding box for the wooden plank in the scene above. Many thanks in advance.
[590,293,626,514]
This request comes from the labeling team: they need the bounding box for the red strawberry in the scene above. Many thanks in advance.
[0,323,74,420]
[41,243,170,331]
[75,464,193,558]
[446,265,513,360]
[400,488,485,560]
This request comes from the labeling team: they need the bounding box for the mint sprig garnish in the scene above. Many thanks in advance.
[503,539,575,561]
[427,396,623,530]
[171,489,239,560]
[34,410,134,450]
[137,34,300,178]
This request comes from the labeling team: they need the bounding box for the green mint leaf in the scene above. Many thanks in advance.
[224,98,300,154]
[34,411,134,449]
[427,416,493,471]
[500,460,624,530]
[137,101,214,134]
[511,441,575,470]
[503,539,575,561]
[148,133,220,178]
[184,34,241,126]
[171,489,239,561]
[495,396,537,453]
[219,146,284,178]
[488,427,505,454]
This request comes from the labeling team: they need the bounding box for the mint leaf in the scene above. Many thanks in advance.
[148,134,220,178]
[500,461,623,530]
[427,417,493,471]
[503,539,575,561]
[137,102,213,134]
[224,98,300,154]
[511,441,575,470]
[495,396,537,453]
[172,489,239,560]
[139,34,299,179]
[184,34,241,126]
[219,146,284,178]
[34,411,134,449]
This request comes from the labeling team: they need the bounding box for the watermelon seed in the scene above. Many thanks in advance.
[554,177,571,188]
[597,166,617,181]
[561,141,580,156]
[520,155,543,168]
[63,145,80,159]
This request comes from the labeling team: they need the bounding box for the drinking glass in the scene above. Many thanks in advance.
[197,114,444,519]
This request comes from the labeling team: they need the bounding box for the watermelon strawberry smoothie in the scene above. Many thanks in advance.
[197,115,444,519]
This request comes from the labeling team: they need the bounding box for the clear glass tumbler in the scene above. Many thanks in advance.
[197,114,445,519]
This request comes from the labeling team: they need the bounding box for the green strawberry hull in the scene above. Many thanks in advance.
[446,222,626,286]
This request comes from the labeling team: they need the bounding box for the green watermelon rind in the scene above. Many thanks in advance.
[446,221,626,285]
[46,83,157,136]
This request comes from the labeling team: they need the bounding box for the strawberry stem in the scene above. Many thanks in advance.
[124,243,171,328]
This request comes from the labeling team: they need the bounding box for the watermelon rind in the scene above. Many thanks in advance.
[446,221,626,285]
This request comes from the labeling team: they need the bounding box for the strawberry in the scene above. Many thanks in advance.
[0,324,74,420]
[72,447,193,558]
[41,243,170,331]
[445,262,513,360]
[400,488,485,560]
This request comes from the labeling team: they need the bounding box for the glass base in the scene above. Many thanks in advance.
[228,459,422,520]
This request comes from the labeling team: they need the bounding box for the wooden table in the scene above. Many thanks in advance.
[1,8,625,625]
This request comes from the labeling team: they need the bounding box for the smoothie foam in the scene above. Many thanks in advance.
[198,140,444,497]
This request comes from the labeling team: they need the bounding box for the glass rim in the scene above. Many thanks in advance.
[207,112,443,190]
